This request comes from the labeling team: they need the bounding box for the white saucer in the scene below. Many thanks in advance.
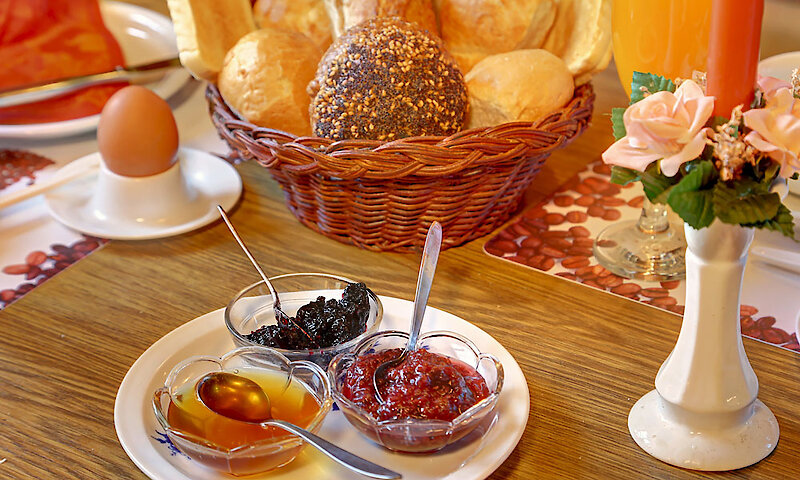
[114,297,530,480]
[44,148,241,240]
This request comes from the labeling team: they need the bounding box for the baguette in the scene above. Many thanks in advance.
[543,0,611,83]
[252,0,333,51]
[166,0,256,81]
[323,0,438,38]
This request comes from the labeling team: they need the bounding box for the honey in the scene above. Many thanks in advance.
[167,367,321,450]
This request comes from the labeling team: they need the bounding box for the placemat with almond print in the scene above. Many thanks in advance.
[484,160,800,354]
[0,150,107,309]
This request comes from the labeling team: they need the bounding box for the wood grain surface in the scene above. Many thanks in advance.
[1,1,800,479]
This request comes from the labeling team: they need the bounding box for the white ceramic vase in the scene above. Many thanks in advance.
[628,220,780,471]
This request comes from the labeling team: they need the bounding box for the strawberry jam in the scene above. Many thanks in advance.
[341,348,490,422]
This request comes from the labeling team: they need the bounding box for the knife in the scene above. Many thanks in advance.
[0,57,182,108]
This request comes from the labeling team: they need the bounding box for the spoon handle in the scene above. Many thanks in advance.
[264,419,402,479]
[407,221,442,351]
[216,205,280,307]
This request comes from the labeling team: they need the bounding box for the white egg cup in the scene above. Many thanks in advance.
[45,147,242,240]
[89,158,198,225]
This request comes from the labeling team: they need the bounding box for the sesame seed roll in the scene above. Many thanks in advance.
[309,17,468,141]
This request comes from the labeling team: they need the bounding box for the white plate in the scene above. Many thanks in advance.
[758,51,800,83]
[44,149,241,240]
[114,297,530,480]
[796,310,800,349]
[0,1,190,139]
[750,211,800,274]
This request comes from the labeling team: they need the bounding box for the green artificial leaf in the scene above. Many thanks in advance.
[745,203,796,239]
[666,160,716,228]
[630,72,676,104]
[713,183,781,225]
[682,159,717,184]
[669,190,715,228]
[732,177,771,196]
[610,166,640,185]
[710,115,731,131]
[640,163,677,204]
[611,107,627,141]
[761,160,780,186]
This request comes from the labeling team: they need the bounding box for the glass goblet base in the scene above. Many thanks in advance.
[593,219,687,282]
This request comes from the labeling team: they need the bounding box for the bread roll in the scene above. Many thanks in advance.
[436,0,556,72]
[323,0,438,38]
[252,0,333,51]
[542,0,611,84]
[167,0,256,81]
[465,49,574,129]
[309,17,467,141]
[218,28,322,135]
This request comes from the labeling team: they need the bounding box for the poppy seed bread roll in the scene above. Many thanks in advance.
[309,17,467,141]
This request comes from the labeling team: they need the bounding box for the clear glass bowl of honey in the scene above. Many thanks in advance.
[152,345,332,476]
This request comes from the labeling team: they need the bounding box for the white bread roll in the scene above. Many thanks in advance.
[167,0,256,82]
[218,28,322,136]
[436,0,556,73]
[252,0,333,51]
[465,49,574,129]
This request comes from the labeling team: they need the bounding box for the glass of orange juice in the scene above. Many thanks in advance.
[612,0,712,98]
[594,0,712,281]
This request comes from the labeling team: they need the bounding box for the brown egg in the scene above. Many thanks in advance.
[97,85,179,177]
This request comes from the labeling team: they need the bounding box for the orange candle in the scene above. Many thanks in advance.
[706,0,764,118]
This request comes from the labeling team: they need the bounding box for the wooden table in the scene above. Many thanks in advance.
[2,1,800,478]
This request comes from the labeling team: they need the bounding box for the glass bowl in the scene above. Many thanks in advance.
[152,346,332,477]
[225,273,383,368]
[328,330,504,453]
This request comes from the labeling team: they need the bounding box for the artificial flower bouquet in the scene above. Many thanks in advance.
[602,70,800,238]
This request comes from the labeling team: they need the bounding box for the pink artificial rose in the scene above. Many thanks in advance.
[602,80,714,176]
[757,75,792,101]
[744,86,800,179]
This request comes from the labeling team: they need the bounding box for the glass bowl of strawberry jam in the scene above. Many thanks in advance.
[152,346,332,476]
[328,330,504,453]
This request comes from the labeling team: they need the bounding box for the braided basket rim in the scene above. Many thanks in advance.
[207,83,595,180]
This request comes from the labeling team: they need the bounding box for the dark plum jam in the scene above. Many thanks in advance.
[341,348,490,422]
[245,282,371,350]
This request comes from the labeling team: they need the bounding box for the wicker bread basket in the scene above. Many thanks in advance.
[208,83,594,253]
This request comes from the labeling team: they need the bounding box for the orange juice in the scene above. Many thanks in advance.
[612,0,713,98]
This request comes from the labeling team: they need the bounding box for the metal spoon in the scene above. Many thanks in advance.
[197,371,401,479]
[372,222,442,404]
[216,205,314,343]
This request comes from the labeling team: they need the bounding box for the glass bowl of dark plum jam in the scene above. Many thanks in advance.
[328,330,504,453]
[152,346,333,476]
[225,273,383,368]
